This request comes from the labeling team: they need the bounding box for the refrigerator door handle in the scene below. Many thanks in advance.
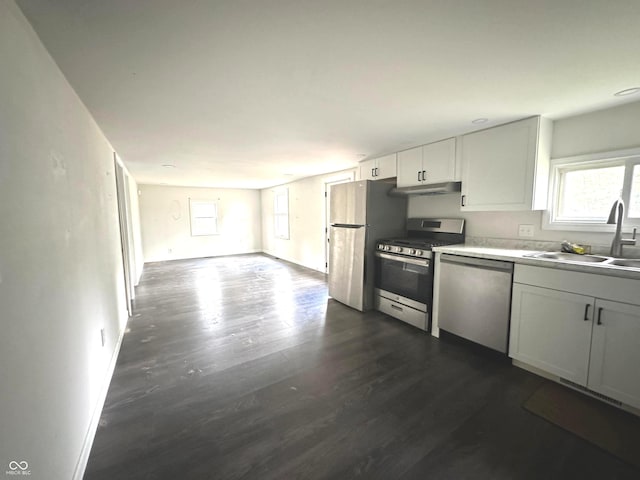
[331,224,366,229]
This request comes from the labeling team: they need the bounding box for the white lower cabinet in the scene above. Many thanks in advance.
[510,284,592,385]
[509,265,640,410]
[588,299,640,408]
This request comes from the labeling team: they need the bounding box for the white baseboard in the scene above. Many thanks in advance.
[72,321,127,480]
[261,250,326,274]
[143,249,262,264]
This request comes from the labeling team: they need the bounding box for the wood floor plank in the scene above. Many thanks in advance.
[84,254,640,480]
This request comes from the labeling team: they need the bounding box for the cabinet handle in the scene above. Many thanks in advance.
[391,304,403,312]
[461,195,466,207]
[422,170,426,181]
[375,167,379,177]
[597,307,604,325]
[583,304,591,321]
[371,168,375,178]
[417,171,422,182]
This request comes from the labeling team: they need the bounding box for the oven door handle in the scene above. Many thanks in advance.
[375,251,430,267]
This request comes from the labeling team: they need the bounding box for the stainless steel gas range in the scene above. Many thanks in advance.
[374,218,465,331]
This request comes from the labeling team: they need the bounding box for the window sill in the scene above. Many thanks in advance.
[542,212,640,232]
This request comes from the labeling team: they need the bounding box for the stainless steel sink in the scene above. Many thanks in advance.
[606,258,640,268]
[533,252,610,263]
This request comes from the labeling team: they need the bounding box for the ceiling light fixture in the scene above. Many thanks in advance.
[614,87,640,97]
[161,164,176,168]
[472,118,489,124]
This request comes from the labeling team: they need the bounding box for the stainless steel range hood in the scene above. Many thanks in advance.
[389,181,462,196]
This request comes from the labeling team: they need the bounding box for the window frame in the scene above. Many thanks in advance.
[189,199,219,236]
[543,148,640,232]
[274,188,290,240]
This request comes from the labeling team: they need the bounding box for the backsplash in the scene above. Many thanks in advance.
[408,194,638,256]
[464,235,640,258]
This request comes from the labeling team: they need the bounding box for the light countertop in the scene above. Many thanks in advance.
[433,245,640,280]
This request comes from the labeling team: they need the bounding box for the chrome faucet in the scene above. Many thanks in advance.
[607,198,637,257]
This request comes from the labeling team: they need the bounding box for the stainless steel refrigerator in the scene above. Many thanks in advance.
[328,180,407,311]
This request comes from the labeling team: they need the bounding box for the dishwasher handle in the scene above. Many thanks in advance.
[440,253,514,273]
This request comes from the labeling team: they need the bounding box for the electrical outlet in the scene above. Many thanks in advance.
[518,224,534,237]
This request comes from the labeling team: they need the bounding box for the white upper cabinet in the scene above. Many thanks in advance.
[423,138,457,184]
[397,146,423,187]
[397,138,456,188]
[460,116,552,211]
[358,153,397,181]
[376,153,397,179]
[358,158,377,181]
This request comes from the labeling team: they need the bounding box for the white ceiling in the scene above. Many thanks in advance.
[16,0,640,189]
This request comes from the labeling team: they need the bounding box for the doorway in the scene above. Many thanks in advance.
[114,154,136,318]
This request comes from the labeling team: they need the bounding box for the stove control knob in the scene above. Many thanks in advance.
[410,249,416,255]
[384,245,391,251]
[377,243,384,250]
[396,247,404,253]
[415,250,423,256]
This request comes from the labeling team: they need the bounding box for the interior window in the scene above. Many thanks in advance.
[547,153,640,230]
[629,164,640,218]
[274,188,290,239]
[556,164,625,222]
[190,199,218,236]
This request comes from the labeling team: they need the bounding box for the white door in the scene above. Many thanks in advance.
[588,299,640,409]
[114,156,134,317]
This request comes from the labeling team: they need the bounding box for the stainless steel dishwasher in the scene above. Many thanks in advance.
[437,254,514,353]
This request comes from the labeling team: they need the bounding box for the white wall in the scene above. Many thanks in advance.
[409,100,640,251]
[139,184,262,262]
[552,100,640,159]
[261,169,356,272]
[0,1,130,479]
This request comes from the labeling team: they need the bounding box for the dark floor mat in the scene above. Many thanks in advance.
[524,381,640,469]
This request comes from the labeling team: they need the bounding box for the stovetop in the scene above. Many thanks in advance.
[380,238,454,249]
[376,218,465,259]
[376,237,459,259]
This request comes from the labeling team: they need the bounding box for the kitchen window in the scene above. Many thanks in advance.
[274,188,289,239]
[190,199,218,236]
[545,149,640,231]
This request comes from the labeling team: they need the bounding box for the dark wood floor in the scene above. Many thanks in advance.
[84,254,639,480]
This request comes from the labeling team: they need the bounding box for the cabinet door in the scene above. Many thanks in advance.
[423,138,456,184]
[397,146,423,188]
[461,117,539,211]
[358,159,377,181]
[375,153,397,180]
[509,283,593,385]
[588,299,640,409]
